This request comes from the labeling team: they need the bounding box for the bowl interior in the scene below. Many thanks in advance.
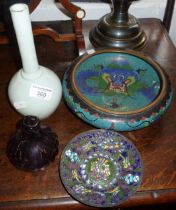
[72,50,163,115]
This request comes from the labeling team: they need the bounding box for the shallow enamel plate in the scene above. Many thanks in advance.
[63,49,173,131]
[60,129,143,207]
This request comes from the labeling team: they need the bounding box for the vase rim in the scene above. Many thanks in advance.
[10,3,28,13]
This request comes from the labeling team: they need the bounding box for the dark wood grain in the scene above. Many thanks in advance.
[0,19,176,209]
[59,0,86,55]
[29,0,41,13]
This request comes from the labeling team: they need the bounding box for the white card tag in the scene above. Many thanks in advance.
[14,101,26,109]
[29,84,53,101]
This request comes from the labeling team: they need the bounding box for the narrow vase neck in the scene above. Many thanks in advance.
[111,0,132,23]
[10,3,39,75]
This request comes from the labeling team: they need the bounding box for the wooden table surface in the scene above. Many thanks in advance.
[0,19,176,209]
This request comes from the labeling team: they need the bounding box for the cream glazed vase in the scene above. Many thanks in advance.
[8,3,62,119]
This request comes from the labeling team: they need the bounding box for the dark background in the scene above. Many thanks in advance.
[0,1,31,21]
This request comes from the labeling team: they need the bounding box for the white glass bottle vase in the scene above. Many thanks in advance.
[8,3,62,119]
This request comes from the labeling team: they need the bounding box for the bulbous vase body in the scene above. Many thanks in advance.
[8,66,62,119]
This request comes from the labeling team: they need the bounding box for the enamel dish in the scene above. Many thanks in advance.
[60,129,143,207]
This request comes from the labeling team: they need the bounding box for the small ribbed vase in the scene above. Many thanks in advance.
[7,115,59,171]
[8,3,62,119]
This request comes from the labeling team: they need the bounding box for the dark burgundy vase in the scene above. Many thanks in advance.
[7,116,59,171]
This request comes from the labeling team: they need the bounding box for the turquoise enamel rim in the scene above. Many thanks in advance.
[63,49,173,131]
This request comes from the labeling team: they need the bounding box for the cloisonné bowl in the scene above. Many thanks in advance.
[63,49,173,131]
[60,129,143,207]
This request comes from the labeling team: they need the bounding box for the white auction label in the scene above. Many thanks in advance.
[29,84,53,101]
[14,101,27,109]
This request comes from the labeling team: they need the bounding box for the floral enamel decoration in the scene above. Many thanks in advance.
[60,129,143,207]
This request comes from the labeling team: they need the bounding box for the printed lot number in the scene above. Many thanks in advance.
[29,84,53,101]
